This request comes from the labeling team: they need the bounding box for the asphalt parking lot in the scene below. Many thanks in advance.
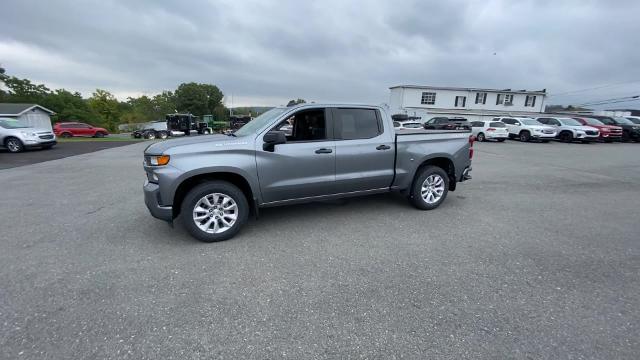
[0,140,141,170]
[1,140,639,359]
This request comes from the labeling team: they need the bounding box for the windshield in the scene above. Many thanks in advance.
[233,107,288,137]
[614,117,634,125]
[0,118,30,129]
[520,119,540,125]
[558,118,582,126]
[581,117,604,126]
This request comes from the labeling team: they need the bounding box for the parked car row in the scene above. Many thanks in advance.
[469,115,640,144]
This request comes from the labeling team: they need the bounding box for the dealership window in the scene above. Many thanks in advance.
[525,95,537,107]
[455,96,466,107]
[496,94,504,105]
[420,92,436,105]
[475,92,487,104]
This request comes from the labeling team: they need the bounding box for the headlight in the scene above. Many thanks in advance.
[534,129,543,132]
[20,131,37,137]
[146,155,170,166]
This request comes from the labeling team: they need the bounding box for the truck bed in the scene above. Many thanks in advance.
[391,129,472,190]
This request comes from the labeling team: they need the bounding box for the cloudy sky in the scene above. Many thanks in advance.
[1,0,639,108]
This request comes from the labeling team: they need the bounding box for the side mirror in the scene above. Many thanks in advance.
[263,131,286,151]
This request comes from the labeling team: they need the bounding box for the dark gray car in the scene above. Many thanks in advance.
[143,104,473,242]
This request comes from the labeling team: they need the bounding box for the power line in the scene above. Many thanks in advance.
[579,95,640,107]
[548,80,640,97]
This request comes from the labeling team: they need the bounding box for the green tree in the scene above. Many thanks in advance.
[174,82,224,116]
[0,76,50,104]
[88,89,120,131]
[42,89,98,123]
[286,98,306,107]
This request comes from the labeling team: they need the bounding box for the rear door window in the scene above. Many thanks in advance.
[332,108,381,140]
[489,122,506,127]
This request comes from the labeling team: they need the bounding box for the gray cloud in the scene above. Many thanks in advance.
[1,0,639,107]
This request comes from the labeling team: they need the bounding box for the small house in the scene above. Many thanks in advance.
[0,103,55,131]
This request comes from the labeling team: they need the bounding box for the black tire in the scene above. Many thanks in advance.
[144,131,156,140]
[409,165,450,210]
[5,137,24,153]
[621,131,630,142]
[158,131,168,139]
[519,131,531,142]
[61,132,72,138]
[497,138,506,142]
[94,132,105,138]
[559,131,573,142]
[180,181,249,242]
[476,133,486,142]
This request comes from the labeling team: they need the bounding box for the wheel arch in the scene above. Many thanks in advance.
[412,156,457,192]
[172,171,257,219]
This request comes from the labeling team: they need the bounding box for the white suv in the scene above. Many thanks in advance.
[470,120,508,142]
[496,117,557,142]
[0,118,57,153]
[536,117,600,143]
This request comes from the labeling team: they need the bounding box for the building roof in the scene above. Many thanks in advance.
[389,85,547,95]
[0,103,56,116]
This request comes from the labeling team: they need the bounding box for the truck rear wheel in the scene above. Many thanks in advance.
[409,165,449,210]
[180,181,249,242]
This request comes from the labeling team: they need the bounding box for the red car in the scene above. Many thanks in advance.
[572,117,622,142]
[53,122,109,138]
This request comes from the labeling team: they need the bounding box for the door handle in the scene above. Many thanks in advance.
[376,145,391,150]
[315,148,333,154]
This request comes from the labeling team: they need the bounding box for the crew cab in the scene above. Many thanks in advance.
[496,117,557,142]
[535,117,599,143]
[572,116,622,142]
[53,122,109,138]
[143,104,473,242]
[588,116,640,142]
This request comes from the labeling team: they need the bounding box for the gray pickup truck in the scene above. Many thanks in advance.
[143,104,473,242]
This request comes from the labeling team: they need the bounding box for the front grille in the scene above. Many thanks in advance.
[585,130,598,136]
[39,135,54,139]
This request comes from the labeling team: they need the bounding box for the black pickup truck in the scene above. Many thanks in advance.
[423,117,471,130]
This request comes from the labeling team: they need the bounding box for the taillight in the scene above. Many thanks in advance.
[469,135,474,159]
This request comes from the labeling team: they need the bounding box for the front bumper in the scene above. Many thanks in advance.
[144,181,173,221]
[23,140,57,148]
[531,132,557,139]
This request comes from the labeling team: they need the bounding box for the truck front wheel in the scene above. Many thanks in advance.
[409,165,450,210]
[180,181,249,242]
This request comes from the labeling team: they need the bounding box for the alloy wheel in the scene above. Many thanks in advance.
[192,193,238,234]
[421,174,445,204]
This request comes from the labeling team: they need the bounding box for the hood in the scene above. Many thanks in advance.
[526,124,554,130]
[7,126,53,134]
[144,134,240,154]
[569,125,598,132]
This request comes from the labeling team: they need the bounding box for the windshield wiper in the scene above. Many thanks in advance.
[227,132,237,137]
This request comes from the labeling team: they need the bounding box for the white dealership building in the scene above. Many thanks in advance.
[389,85,548,122]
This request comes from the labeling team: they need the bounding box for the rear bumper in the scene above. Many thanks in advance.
[486,133,508,139]
[144,181,173,221]
[460,166,472,182]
